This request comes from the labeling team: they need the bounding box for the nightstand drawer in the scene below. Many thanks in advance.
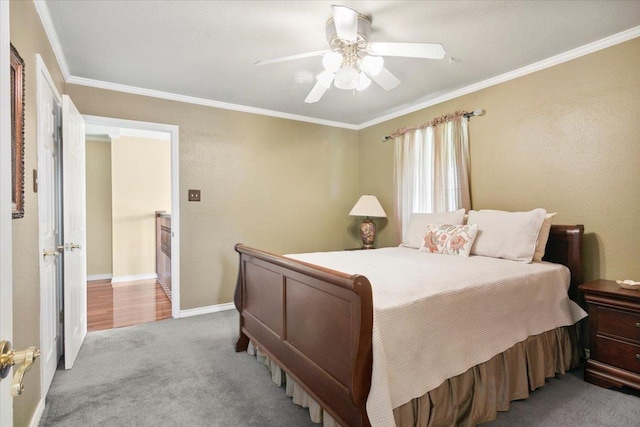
[596,336,640,374]
[598,307,640,342]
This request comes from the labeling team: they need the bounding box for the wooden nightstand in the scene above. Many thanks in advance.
[579,279,640,391]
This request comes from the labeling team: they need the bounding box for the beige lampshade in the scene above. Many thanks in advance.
[349,195,387,218]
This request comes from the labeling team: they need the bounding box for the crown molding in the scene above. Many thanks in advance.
[358,25,640,129]
[33,0,639,131]
[67,75,359,130]
[33,0,357,130]
[33,0,70,81]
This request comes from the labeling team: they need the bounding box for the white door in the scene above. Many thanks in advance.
[37,56,62,393]
[62,95,87,369]
[0,1,13,423]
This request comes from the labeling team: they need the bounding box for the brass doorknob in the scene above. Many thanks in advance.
[43,249,58,258]
[0,340,40,397]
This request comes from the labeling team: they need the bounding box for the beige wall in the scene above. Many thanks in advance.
[65,85,360,308]
[86,139,113,277]
[9,1,66,424]
[358,37,640,282]
[111,135,171,279]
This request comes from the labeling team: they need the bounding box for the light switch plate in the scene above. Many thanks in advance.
[188,189,201,202]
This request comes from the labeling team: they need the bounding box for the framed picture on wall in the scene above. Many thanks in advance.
[10,43,24,219]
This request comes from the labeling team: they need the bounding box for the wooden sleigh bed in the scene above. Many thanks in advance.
[234,224,585,427]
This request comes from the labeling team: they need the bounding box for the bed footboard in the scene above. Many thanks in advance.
[234,244,373,427]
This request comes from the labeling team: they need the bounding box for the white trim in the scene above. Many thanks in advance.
[121,128,171,140]
[32,1,640,131]
[0,1,13,424]
[36,55,62,102]
[179,302,235,318]
[60,25,640,130]
[82,115,181,319]
[69,75,359,130]
[85,124,171,142]
[85,135,111,143]
[34,0,351,130]
[358,25,640,129]
[87,274,112,282]
[33,1,70,81]
[83,115,178,135]
[36,53,63,403]
[111,273,157,285]
[28,398,45,427]
[169,124,181,319]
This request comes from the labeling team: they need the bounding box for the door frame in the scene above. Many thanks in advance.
[83,115,180,319]
[0,1,13,424]
[36,53,63,399]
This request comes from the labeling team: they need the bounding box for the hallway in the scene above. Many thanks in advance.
[87,279,172,332]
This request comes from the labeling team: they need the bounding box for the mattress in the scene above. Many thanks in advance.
[287,247,587,427]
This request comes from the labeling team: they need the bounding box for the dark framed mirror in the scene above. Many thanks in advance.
[10,43,24,219]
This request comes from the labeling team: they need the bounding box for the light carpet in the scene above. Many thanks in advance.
[40,310,640,426]
[40,310,315,426]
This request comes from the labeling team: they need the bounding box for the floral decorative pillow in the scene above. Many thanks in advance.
[418,224,478,256]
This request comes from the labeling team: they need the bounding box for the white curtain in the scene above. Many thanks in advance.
[393,112,471,243]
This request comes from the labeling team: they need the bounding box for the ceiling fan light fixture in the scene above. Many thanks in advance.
[361,55,384,76]
[322,51,343,73]
[316,70,335,88]
[259,5,447,103]
[334,66,360,90]
[356,72,371,91]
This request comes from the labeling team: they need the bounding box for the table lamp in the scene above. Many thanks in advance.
[349,195,387,249]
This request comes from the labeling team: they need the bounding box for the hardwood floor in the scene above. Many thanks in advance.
[87,279,172,332]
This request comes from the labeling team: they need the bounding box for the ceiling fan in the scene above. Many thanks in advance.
[255,5,447,103]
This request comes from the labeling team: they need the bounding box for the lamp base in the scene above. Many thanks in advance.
[360,218,376,249]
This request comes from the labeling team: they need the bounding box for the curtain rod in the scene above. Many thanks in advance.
[382,109,485,141]
[463,109,485,118]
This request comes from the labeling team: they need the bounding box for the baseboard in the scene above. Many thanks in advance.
[111,273,158,286]
[28,398,45,427]
[87,273,112,281]
[179,302,235,318]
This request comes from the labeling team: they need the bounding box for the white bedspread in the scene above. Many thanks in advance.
[287,247,587,427]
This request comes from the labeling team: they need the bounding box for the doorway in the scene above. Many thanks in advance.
[83,116,180,323]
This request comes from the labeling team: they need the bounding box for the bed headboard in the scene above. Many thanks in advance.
[543,224,584,301]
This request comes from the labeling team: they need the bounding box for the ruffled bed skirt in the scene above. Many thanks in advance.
[248,342,339,426]
[248,324,581,427]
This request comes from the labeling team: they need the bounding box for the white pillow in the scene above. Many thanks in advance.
[478,210,557,262]
[467,208,547,262]
[533,212,557,262]
[401,209,466,249]
[418,224,478,256]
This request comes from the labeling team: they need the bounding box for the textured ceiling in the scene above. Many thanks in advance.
[42,1,640,127]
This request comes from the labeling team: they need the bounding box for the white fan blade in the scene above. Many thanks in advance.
[332,5,358,42]
[364,67,400,91]
[368,42,446,59]
[305,81,330,103]
[255,50,325,66]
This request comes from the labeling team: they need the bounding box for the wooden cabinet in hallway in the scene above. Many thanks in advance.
[156,211,172,300]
